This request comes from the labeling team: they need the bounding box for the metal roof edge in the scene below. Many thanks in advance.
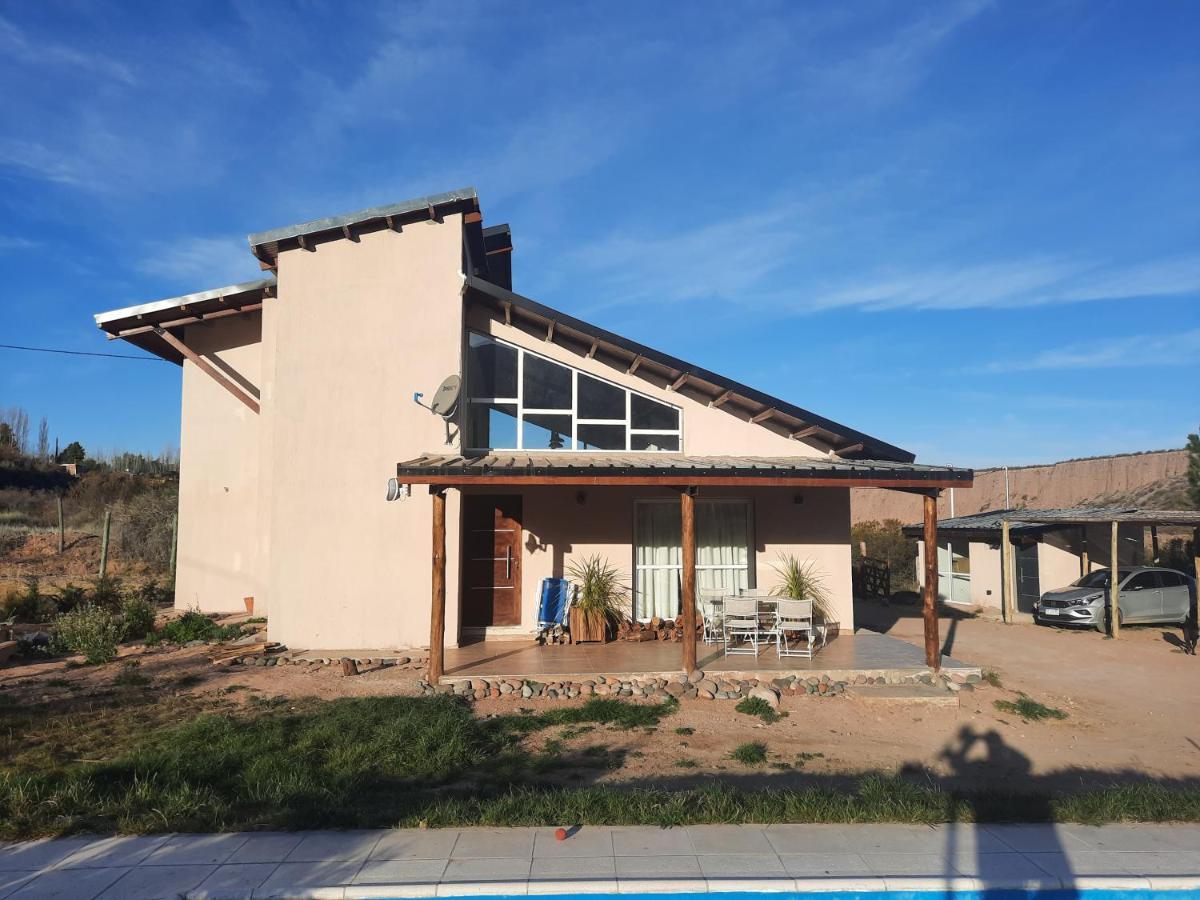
[464,275,918,464]
[247,187,478,249]
[93,275,277,326]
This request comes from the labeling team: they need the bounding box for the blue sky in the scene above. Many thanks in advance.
[1,0,1197,467]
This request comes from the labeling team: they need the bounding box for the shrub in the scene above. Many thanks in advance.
[89,576,123,611]
[114,660,150,687]
[852,519,918,593]
[121,595,157,641]
[731,741,768,765]
[53,604,122,664]
[994,696,1067,721]
[55,584,89,614]
[735,696,782,724]
[116,487,178,568]
[157,609,242,645]
[1,577,57,624]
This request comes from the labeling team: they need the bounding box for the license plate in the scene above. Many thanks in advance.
[1042,608,1060,616]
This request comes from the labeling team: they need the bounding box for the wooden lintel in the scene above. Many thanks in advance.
[627,355,644,375]
[397,473,972,489]
[669,373,689,391]
[711,389,734,408]
[155,328,260,414]
[750,408,775,425]
[545,320,556,342]
[464,211,483,224]
[790,425,821,440]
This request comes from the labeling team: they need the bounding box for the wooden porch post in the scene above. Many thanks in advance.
[1001,519,1014,623]
[1192,526,1199,635]
[429,487,447,683]
[1079,526,1089,577]
[1150,525,1160,563]
[1109,519,1120,639]
[922,492,941,669]
[680,487,698,675]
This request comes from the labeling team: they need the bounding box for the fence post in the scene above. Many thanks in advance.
[169,512,178,579]
[99,509,111,578]
[57,495,65,554]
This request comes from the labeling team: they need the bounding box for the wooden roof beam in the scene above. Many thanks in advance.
[669,373,689,391]
[835,443,865,456]
[155,328,260,414]
[790,425,822,440]
[586,340,599,359]
[627,354,644,375]
[545,319,556,342]
[711,389,734,408]
[750,408,776,425]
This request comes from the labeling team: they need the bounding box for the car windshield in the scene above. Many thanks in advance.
[1072,569,1132,588]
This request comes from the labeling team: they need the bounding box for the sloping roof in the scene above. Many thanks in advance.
[901,507,1200,536]
[92,276,275,365]
[465,276,914,463]
[397,452,972,488]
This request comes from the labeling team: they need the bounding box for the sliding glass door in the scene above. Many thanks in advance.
[634,500,752,620]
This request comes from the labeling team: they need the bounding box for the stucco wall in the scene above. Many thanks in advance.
[175,312,262,613]
[264,217,465,650]
[475,484,853,639]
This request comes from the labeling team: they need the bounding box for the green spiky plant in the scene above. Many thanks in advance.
[771,555,833,619]
[566,554,629,627]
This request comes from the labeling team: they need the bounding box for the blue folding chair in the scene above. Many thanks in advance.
[536,577,574,643]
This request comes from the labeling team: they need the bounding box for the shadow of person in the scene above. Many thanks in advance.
[938,726,1078,898]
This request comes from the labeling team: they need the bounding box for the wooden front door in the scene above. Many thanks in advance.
[461,495,522,627]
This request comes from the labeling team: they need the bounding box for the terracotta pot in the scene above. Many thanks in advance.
[569,607,609,643]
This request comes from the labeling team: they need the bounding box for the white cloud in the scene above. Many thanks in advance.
[0,15,135,85]
[137,237,259,288]
[0,235,38,251]
[969,329,1200,374]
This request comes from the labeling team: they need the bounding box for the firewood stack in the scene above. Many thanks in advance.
[616,615,700,642]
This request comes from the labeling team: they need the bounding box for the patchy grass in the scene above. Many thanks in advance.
[674,727,694,736]
[731,741,768,766]
[995,696,1068,722]
[156,610,244,646]
[674,758,698,769]
[982,670,1004,689]
[735,696,783,724]
[113,661,151,688]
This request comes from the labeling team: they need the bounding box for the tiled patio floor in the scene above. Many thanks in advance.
[443,630,978,680]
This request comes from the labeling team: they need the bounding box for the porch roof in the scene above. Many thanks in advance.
[901,506,1200,537]
[397,452,973,489]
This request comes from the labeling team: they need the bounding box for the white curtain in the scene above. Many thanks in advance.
[635,501,750,620]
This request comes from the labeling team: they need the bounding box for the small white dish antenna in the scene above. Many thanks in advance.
[414,374,462,444]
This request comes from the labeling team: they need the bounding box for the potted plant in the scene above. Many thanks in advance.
[771,554,837,642]
[565,554,628,643]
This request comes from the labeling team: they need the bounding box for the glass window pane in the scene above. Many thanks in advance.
[577,423,626,450]
[631,394,678,431]
[578,374,625,420]
[522,413,572,450]
[467,334,517,398]
[468,402,517,449]
[523,354,571,410]
[630,433,680,452]
[696,502,749,569]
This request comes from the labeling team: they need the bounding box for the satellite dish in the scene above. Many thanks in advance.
[413,374,462,446]
[429,374,461,417]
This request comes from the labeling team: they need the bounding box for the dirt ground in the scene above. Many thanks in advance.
[0,529,157,595]
[3,602,1198,792]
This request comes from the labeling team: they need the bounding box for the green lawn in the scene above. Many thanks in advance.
[1,692,1197,838]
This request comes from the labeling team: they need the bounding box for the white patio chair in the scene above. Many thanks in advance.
[698,588,726,645]
[723,597,762,656]
[774,598,816,658]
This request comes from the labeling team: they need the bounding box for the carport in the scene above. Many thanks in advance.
[904,507,1200,637]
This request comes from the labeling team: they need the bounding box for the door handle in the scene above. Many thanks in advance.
[505,546,512,579]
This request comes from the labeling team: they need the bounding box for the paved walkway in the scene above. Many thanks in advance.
[2,823,1200,899]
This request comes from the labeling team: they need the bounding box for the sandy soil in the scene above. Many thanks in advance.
[3,603,1198,791]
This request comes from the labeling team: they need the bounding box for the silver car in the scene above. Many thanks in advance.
[1034,566,1196,630]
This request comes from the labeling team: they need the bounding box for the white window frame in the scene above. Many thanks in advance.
[465,331,683,453]
[632,498,755,621]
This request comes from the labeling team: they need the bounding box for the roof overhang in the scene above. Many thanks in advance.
[464,276,915,463]
[398,453,972,489]
[901,507,1200,537]
[247,187,480,270]
[92,276,274,364]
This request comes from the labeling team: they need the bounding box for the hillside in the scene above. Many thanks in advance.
[851,448,1192,524]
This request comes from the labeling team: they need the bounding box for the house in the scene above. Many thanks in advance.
[94,187,973,676]
[902,507,1200,622]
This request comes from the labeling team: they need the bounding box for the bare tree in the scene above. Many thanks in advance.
[36,416,49,461]
[0,407,30,455]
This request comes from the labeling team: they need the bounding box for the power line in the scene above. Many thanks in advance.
[0,343,170,362]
